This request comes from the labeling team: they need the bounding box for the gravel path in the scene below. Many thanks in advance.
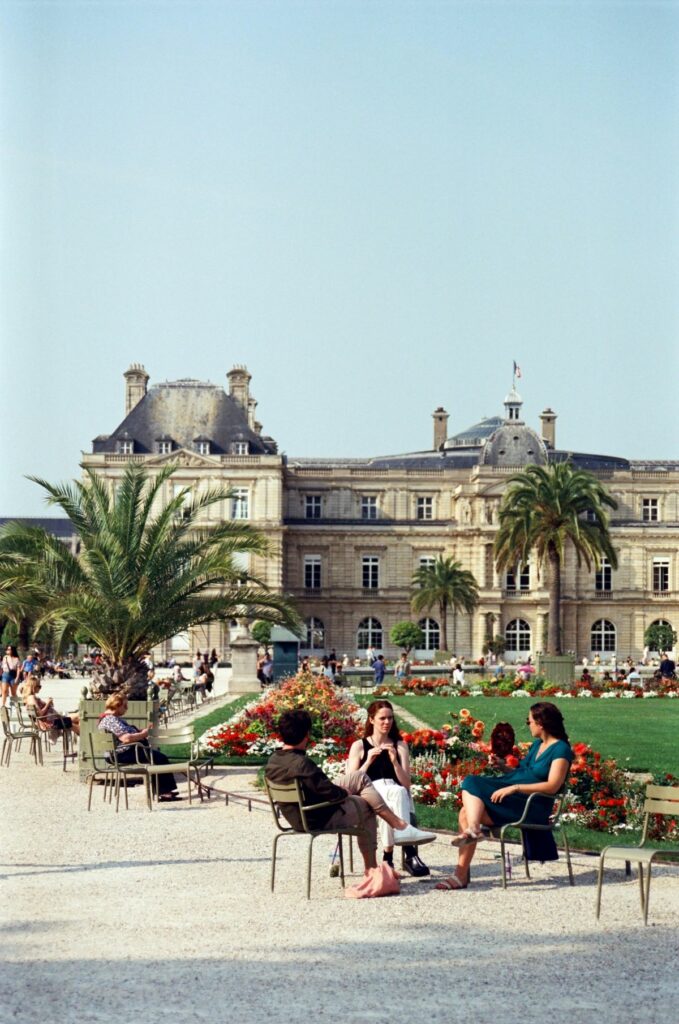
[2,686,678,1023]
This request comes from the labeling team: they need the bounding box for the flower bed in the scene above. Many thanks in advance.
[198,676,678,841]
[198,674,364,761]
[373,675,679,699]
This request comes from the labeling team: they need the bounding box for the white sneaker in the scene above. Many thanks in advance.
[392,824,436,846]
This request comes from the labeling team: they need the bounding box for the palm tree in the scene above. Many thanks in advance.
[0,463,298,695]
[494,462,618,656]
[410,557,479,652]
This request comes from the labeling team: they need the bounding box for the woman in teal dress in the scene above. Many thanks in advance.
[436,702,573,891]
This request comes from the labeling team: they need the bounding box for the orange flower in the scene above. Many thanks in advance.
[459,708,471,720]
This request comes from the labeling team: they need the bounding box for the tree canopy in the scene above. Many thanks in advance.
[494,462,617,655]
[0,463,298,690]
[410,556,479,652]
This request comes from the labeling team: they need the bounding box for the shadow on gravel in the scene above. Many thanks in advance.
[1,922,677,1024]
[0,855,269,879]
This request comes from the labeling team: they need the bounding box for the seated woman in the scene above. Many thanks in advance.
[436,701,573,891]
[347,699,434,877]
[98,692,180,801]
[22,675,80,736]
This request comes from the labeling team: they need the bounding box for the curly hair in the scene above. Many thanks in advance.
[104,692,128,715]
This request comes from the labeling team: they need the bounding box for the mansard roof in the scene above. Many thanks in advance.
[92,379,277,455]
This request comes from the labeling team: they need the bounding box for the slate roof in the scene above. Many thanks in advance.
[92,380,277,455]
[0,517,76,538]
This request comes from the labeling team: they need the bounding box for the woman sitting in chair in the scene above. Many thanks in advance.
[436,701,573,892]
[346,699,433,877]
[98,692,180,802]
[23,675,80,736]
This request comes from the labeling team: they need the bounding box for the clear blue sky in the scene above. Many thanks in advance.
[2,0,678,516]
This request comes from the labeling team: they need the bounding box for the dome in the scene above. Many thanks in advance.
[479,424,547,467]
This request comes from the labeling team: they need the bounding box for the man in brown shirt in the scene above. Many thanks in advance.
[266,709,435,870]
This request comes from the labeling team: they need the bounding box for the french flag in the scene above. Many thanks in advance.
[513,361,522,379]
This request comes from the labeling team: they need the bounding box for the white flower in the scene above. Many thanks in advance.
[577,689,593,698]
[510,689,531,698]
[642,692,658,698]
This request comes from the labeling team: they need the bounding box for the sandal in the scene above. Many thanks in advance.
[158,793,183,802]
[450,829,485,848]
[435,872,469,891]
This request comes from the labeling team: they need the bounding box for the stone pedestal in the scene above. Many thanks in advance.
[228,633,261,694]
[536,654,577,689]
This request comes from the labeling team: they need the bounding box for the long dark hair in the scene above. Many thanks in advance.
[364,700,402,743]
[530,701,569,742]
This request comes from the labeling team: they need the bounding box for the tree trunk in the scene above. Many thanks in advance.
[439,600,448,652]
[546,544,562,655]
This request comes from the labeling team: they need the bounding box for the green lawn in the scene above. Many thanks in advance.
[384,695,679,777]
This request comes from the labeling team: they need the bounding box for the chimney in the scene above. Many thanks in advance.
[432,407,449,450]
[540,407,557,449]
[123,363,149,415]
[227,365,251,412]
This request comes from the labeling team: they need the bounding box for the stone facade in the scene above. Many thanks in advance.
[80,365,679,663]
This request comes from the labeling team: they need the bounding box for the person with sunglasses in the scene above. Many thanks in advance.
[436,702,573,891]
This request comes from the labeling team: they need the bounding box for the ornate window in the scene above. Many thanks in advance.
[362,556,379,589]
[361,496,378,520]
[304,617,325,650]
[357,617,383,651]
[305,495,322,519]
[595,558,612,592]
[304,555,321,590]
[231,488,249,520]
[591,619,616,652]
[642,498,659,522]
[416,496,433,520]
[505,565,530,592]
[652,558,670,593]
[418,617,440,651]
[505,618,531,652]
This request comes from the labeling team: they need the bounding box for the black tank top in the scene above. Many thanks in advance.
[358,738,401,782]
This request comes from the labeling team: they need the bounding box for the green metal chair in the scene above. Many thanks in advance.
[489,788,574,888]
[143,724,214,804]
[25,704,76,772]
[596,783,679,925]
[265,777,367,899]
[1,706,41,767]
[87,731,153,812]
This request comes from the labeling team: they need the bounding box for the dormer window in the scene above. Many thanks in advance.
[232,441,249,455]
[117,440,134,455]
[195,440,211,456]
[155,435,174,455]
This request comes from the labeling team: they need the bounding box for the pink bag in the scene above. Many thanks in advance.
[345,862,401,899]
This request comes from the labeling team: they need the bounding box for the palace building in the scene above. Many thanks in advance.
[78,364,679,663]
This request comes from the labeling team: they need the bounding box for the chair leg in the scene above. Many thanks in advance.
[562,830,574,886]
[307,836,315,900]
[500,835,508,888]
[338,835,345,888]
[271,834,281,892]
[595,856,605,919]
[643,861,652,925]
[87,773,95,811]
[348,835,354,874]
[638,863,645,914]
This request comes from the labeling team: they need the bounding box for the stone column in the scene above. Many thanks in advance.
[228,622,260,694]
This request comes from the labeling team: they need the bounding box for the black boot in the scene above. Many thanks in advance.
[382,850,394,867]
[403,844,430,877]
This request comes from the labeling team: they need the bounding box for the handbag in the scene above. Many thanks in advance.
[345,862,400,899]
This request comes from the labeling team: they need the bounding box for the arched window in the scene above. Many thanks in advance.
[591,619,616,653]
[304,617,325,650]
[418,617,440,651]
[505,618,531,653]
[357,617,383,651]
[647,619,673,652]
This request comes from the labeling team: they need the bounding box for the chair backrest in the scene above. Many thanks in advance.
[89,729,116,767]
[14,703,30,728]
[264,777,306,833]
[644,784,679,817]
[150,726,195,752]
[0,705,12,738]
